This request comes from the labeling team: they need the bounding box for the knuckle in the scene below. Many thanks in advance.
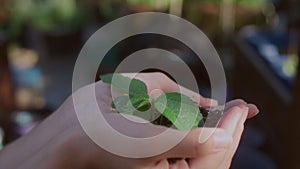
[156,72,168,80]
[230,106,242,113]
[193,142,201,156]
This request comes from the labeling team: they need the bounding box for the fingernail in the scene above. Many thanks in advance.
[212,130,233,151]
[238,103,247,110]
[247,104,259,118]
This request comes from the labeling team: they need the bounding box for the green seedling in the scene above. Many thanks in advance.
[100,73,204,130]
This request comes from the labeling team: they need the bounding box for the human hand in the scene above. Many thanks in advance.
[51,73,258,169]
[131,73,259,169]
[0,73,258,169]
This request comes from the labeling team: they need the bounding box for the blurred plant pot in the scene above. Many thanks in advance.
[0,31,14,110]
[42,27,83,56]
[21,24,83,58]
[0,30,16,143]
[184,2,221,39]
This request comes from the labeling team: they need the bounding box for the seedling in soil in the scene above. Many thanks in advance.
[101,73,217,130]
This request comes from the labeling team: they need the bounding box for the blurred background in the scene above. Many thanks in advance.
[0,0,299,168]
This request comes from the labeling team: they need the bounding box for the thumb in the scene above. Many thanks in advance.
[158,128,232,159]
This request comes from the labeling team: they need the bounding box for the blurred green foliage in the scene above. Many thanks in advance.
[192,0,266,9]
[8,0,89,38]
[127,0,266,6]
[5,0,267,39]
[127,0,156,3]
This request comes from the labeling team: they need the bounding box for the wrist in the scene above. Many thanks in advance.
[0,101,80,169]
[43,126,86,169]
[43,102,86,169]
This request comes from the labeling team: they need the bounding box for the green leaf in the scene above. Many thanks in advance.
[100,73,148,97]
[154,92,202,130]
[112,94,151,114]
[128,94,151,112]
[103,74,204,129]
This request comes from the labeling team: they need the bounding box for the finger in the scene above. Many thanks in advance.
[170,159,190,169]
[214,106,248,169]
[149,88,164,100]
[199,97,219,108]
[121,73,174,94]
[155,159,169,169]
[247,103,259,118]
[178,86,218,108]
[229,120,246,156]
[122,73,218,107]
[219,105,246,134]
[158,128,232,159]
[188,105,248,169]
[224,100,259,119]
[217,107,249,169]
[224,99,246,112]
[188,151,226,169]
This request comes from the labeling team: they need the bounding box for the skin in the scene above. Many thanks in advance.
[0,73,259,169]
